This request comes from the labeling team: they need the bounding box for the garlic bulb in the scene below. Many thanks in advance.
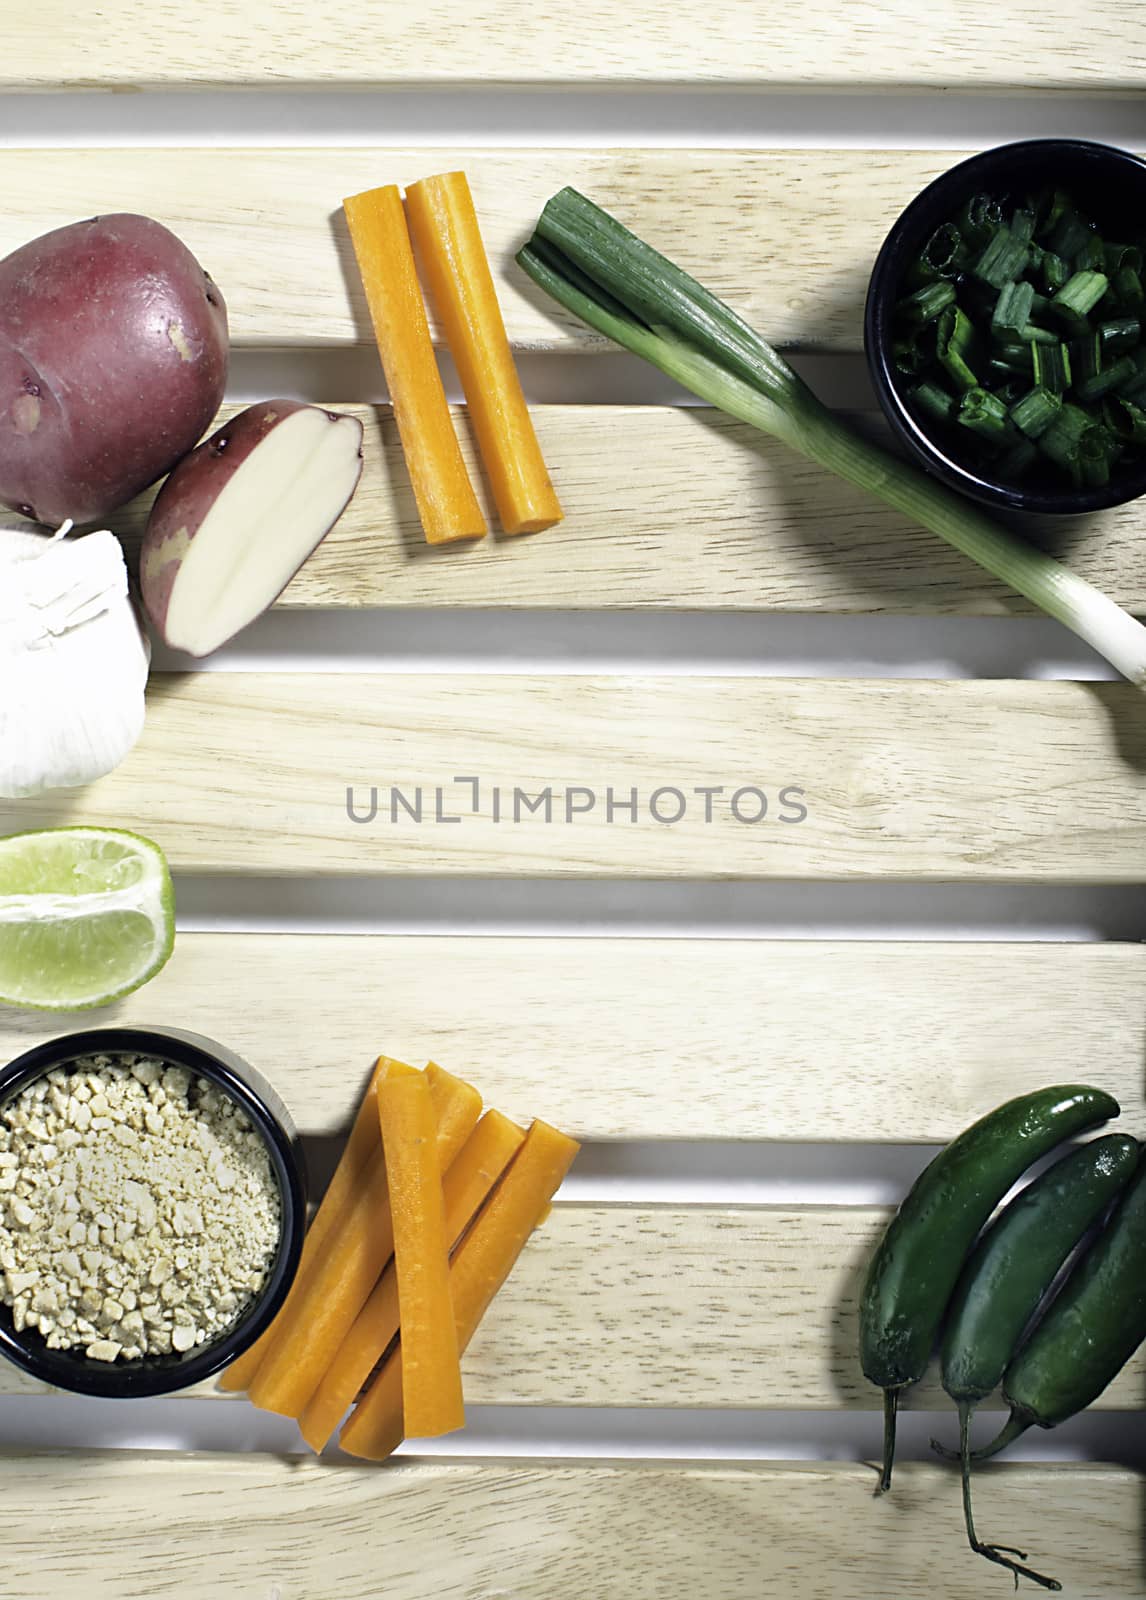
[0,523,150,798]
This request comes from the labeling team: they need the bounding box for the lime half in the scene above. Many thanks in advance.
[0,828,175,1010]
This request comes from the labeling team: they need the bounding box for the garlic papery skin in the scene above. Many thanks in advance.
[0,524,150,798]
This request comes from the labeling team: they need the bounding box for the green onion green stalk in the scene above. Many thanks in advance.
[516,188,1146,687]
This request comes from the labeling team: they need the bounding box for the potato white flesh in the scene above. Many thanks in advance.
[148,404,363,657]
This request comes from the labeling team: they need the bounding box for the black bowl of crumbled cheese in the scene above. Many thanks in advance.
[0,1027,307,1397]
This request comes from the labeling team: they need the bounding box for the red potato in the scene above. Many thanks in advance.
[0,213,228,526]
[140,400,365,657]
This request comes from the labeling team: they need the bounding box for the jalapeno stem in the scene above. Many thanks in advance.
[958,1403,1062,1591]
[876,1388,899,1494]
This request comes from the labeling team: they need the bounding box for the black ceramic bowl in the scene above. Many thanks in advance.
[865,139,1146,515]
[0,1026,306,1397]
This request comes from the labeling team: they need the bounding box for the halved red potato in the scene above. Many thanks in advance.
[140,400,365,657]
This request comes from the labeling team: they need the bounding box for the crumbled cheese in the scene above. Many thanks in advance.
[0,1054,281,1364]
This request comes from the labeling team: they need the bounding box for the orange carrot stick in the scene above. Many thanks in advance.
[343,184,486,545]
[219,1054,393,1393]
[340,1118,580,1461]
[248,1063,481,1418]
[405,172,563,537]
[298,1109,525,1452]
[377,1066,465,1439]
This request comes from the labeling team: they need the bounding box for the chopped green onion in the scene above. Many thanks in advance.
[1099,316,1140,355]
[997,437,1039,480]
[1104,243,1142,274]
[991,280,1035,338]
[1114,266,1144,310]
[1045,210,1094,261]
[992,342,1034,374]
[895,281,957,324]
[911,381,956,425]
[1077,355,1140,402]
[1051,270,1110,320]
[1009,209,1036,246]
[1032,340,1072,394]
[519,187,1146,685]
[973,226,1030,290]
[1039,404,1092,476]
[957,386,1011,440]
[907,223,968,285]
[1106,395,1146,445]
[1021,322,1059,346]
[936,305,980,392]
[1070,331,1102,383]
[1078,424,1116,488]
[1010,386,1062,440]
[958,193,1004,249]
[1040,251,1069,292]
[1075,234,1107,273]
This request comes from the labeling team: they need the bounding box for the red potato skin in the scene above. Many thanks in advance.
[140,400,364,636]
[0,213,228,526]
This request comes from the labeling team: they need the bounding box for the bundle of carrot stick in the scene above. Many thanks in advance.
[220,1057,579,1460]
[343,170,563,546]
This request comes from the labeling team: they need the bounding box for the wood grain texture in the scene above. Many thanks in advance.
[0,1454,1138,1599]
[3,674,1144,882]
[106,404,1146,617]
[8,1205,1144,1410]
[3,2,1143,90]
[1,935,1143,1143]
[4,148,1135,353]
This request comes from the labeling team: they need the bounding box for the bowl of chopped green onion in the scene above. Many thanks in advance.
[865,139,1146,513]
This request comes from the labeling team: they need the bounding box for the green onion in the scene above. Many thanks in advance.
[1078,424,1117,488]
[1077,355,1140,404]
[1070,331,1102,383]
[1045,209,1094,261]
[973,226,1030,290]
[518,188,1146,686]
[991,280,1035,338]
[907,223,968,285]
[1075,234,1107,273]
[1104,243,1142,274]
[1040,251,1069,292]
[936,305,980,392]
[911,381,956,425]
[896,281,957,325]
[1009,209,1036,246]
[992,342,1034,374]
[1106,395,1146,445]
[1032,341,1072,394]
[1051,270,1110,320]
[958,193,1004,249]
[997,437,1039,480]
[1114,266,1144,310]
[1010,386,1062,439]
[957,386,1011,441]
[1100,316,1141,355]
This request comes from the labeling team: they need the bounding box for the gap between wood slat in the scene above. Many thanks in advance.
[4,91,1146,151]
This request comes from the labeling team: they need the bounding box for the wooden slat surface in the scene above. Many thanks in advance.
[2,935,1143,1143]
[4,674,1144,882]
[6,148,1135,354]
[105,404,1146,617]
[0,1455,1137,1600]
[4,2,1142,91]
[7,1204,1145,1409]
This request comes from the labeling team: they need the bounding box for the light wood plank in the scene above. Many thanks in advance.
[16,1204,1146,1412]
[0,1455,1137,1600]
[105,404,1146,616]
[4,2,1142,91]
[1,935,1143,1143]
[6,1205,1144,1408]
[3,675,1144,882]
[5,148,1137,353]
